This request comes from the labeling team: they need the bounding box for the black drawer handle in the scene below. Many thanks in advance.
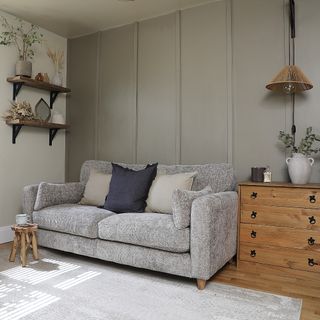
[308,258,318,267]
[309,216,316,225]
[309,195,316,203]
[251,231,257,238]
[250,250,256,257]
[250,192,258,199]
[251,211,257,219]
[308,237,315,245]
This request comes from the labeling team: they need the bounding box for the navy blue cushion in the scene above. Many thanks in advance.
[104,163,158,213]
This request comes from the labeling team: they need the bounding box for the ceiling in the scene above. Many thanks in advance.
[0,0,217,39]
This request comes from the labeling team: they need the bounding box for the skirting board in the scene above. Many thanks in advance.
[0,226,13,244]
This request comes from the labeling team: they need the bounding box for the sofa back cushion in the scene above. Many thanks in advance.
[81,161,236,193]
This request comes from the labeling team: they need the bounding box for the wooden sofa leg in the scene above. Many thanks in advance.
[196,279,206,290]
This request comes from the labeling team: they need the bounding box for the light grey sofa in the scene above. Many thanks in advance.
[22,160,238,289]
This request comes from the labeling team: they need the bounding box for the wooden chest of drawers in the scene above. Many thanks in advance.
[238,182,320,273]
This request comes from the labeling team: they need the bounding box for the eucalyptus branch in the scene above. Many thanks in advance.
[279,127,320,156]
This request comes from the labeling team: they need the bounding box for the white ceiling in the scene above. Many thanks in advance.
[0,0,217,39]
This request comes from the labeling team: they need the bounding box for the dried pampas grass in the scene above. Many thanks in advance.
[47,48,64,72]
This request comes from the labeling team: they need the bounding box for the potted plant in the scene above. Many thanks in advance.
[279,127,320,184]
[0,16,43,78]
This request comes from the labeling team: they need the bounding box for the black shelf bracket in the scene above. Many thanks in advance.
[12,124,23,144]
[13,83,23,101]
[50,91,59,109]
[49,128,59,146]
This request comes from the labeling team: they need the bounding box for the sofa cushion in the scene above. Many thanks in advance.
[172,185,213,229]
[146,172,197,214]
[34,182,85,211]
[98,213,190,253]
[33,204,114,239]
[80,169,112,206]
[104,163,157,213]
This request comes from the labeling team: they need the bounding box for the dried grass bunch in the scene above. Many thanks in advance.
[47,48,64,72]
[3,100,35,121]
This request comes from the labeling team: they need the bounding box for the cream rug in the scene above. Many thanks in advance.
[0,247,301,320]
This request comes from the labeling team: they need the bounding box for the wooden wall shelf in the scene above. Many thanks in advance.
[6,119,69,146]
[7,76,71,108]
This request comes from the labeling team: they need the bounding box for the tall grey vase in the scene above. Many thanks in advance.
[15,60,32,78]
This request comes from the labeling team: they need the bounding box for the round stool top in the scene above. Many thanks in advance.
[11,223,38,232]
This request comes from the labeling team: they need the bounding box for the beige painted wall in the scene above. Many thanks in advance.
[0,11,67,228]
[67,0,320,183]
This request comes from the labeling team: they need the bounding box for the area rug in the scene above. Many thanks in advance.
[0,247,301,320]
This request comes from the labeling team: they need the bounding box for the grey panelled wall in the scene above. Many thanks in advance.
[67,0,230,181]
[181,1,228,164]
[98,24,137,164]
[137,13,179,164]
[66,33,99,182]
[232,0,287,181]
[67,0,320,183]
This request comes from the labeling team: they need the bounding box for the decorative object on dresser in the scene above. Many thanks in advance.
[0,16,43,77]
[238,182,320,274]
[279,127,320,184]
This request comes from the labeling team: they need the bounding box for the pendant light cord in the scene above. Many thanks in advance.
[289,0,296,142]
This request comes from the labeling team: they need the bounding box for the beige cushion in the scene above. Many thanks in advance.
[80,169,112,206]
[146,172,197,214]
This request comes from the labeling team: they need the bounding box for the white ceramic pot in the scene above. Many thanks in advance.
[15,214,29,225]
[286,153,314,184]
[15,60,32,78]
[51,111,65,124]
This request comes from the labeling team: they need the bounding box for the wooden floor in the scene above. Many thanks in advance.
[212,261,320,320]
[1,242,319,319]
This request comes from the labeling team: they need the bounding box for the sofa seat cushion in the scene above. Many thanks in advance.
[33,204,115,239]
[98,213,190,253]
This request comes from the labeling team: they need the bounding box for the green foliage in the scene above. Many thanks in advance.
[279,127,320,156]
[0,16,43,60]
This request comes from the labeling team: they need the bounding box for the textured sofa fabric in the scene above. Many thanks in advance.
[190,191,238,279]
[33,204,114,239]
[98,213,190,253]
[34,182,85,211]
[22,184,39,215]
[23,160,238,283]
[80,161,235,193]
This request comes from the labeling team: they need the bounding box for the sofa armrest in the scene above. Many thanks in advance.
[22,184,39,215]
[190,191,238,280]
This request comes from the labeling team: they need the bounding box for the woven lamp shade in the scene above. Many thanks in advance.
[266,65,313,94]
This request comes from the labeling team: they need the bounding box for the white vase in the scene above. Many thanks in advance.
[286,153,314,184]
[52,71,63,86]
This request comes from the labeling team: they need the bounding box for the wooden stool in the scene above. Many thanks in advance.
[9,224,39,267]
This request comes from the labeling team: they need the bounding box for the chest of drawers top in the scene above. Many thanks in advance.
[239,181,320,209]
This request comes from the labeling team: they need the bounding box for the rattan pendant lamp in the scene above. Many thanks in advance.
[266,0,313,141]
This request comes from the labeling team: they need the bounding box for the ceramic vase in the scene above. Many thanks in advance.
[15,60,32,78]
[286,153,314,184]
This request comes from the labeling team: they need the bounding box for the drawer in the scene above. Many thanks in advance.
[241,186,320,209]
[240,243,320,273]
[241,204,320,230]
[240,224,320,251]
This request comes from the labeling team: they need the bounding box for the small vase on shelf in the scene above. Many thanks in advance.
[15,60,32,78]
[52,71,63,86]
